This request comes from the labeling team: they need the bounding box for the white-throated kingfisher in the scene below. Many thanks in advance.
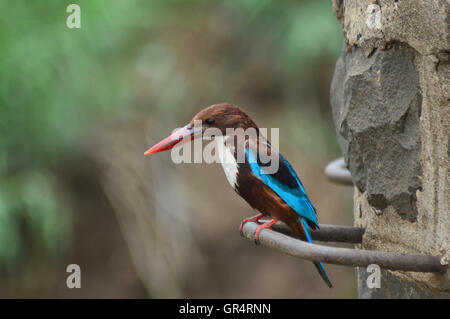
[144,103,333,288]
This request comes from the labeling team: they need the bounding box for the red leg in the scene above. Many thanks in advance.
[254,219,279,244]
[239,213,264,234]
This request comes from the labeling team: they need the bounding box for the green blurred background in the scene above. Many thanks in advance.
[0,0,355,298]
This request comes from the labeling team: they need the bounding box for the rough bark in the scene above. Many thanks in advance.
[330,0,449,298]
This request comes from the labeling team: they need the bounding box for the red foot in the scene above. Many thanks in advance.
[239,213,264,234]
[254,219,279,244]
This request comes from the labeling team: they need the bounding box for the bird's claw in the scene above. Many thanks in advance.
[239,214,264,237]
[252,219,279,245]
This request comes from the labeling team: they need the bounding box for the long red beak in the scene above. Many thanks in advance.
[144,125,200,155]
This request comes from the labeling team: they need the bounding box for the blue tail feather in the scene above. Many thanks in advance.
[301,218,333,288]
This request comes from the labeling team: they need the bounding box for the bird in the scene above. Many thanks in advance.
[144,103,333,288]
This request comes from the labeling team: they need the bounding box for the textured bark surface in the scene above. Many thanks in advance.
[331,0,449,298]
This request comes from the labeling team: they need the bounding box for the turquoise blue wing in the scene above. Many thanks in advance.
[245,146,319,228]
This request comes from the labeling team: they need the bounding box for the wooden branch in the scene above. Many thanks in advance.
[268,221,364,244]
[241,221,447,273]
[324,157,353,186]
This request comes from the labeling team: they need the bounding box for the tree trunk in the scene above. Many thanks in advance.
[330,0,449,298]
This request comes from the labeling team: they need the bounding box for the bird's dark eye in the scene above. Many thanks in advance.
[205,118,215,125]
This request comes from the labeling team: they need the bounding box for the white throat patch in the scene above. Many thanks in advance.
[215,136,238,188]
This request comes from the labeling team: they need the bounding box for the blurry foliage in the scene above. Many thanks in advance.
[0,0,342,269]
[0,0,145,269]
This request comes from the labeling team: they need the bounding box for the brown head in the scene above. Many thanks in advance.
[144,103,258,155]
[190,103,258,133]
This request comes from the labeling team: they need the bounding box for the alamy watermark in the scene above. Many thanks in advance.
[366,264,381,288]
[168,120,280,174]
[66,264,81,289]
[66,4,81,29]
